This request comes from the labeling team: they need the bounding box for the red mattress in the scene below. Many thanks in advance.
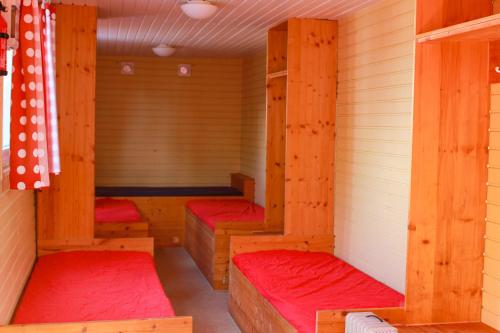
[233,250,405,333]
[186,199,264,231]
[14,251,175,324]
[95,198,142,223]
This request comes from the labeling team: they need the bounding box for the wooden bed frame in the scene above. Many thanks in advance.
[184,174,268,289]
[94,221,149,238]
[0,238,193,333]
[184,210,265,290]
[228,235,406,333]
[94,198,149,239]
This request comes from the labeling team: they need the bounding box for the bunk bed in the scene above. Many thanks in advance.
[228,235,406,333]
[184,174,266,289]
[94,197,149,238]
[0,238,192,333]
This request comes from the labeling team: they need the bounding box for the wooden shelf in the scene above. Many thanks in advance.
[267,70,287,80]
[416,13,500,43]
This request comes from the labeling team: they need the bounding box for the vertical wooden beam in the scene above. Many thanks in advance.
[264,76,286,230]
[407,0,491,324]
[37,5,97,244]
[283,19,337,236]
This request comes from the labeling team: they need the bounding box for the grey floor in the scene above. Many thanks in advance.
[155,248,241,333]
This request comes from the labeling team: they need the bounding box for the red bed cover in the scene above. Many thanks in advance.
[233,250,405,333]
[186,199,264,231]
[95,198,142,223]
[14,251,175,324]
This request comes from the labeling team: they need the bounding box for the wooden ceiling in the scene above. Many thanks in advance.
[61,0,379,57]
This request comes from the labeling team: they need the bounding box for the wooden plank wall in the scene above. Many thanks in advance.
[283,19,337,236]
[483,84,500,330]
[334,0,415,294]
[240,53,266,206]
[406,0,491,324]
[95,57,243,187]
[37,5,97,243]
[0,190,35,324]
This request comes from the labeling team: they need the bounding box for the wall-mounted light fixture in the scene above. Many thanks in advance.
[152,44,176,57]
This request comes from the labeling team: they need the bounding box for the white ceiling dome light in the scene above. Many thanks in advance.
[181,0,218,20]
[152,44,176,57]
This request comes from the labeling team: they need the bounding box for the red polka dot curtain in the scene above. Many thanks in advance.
[10,0,59,190]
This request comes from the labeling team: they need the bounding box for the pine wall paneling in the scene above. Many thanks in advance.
[37,5,97,244]
[265,75,287,231]
[406,0,491,324]
[0,190,35,324]
[241,54,266,206]
[95,57,243,187]
[484,84,500,330]
[334,0,415,293]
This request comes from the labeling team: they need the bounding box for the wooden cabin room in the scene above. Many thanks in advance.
[1,0,500,332]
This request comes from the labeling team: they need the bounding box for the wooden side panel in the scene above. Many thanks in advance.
[213,222,265,289]
[230,173,255,202]
[0,317,193,333]
[284,19,337,236]
[407,0,492,325]
[0,190,35,324]
[267,29,288,74]
[264,77,286,230]
[416,0,492,34]
[37,5,97,243]
[407,21,490,329]
[37,238,154,257]
[490,41,500,84]
[229,234,334,259]
[184,210,215,285]
[94,222,149,239]
[228,265,297,333]
[184,209,265,290]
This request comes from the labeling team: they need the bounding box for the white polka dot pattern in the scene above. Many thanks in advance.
[10,1,59,190]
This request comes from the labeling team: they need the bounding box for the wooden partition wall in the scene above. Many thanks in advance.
[264,19,337,236]
[37,5,97,248]
[406,0,492,325]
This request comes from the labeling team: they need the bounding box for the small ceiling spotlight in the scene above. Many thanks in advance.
[181,0,218,20]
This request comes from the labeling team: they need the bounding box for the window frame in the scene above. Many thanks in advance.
[0,50,13,192]
[1,147,9,191]
[0,1,13,192]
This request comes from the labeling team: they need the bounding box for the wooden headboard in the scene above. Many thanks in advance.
[37,238,155,257]
[231,173,255,202]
